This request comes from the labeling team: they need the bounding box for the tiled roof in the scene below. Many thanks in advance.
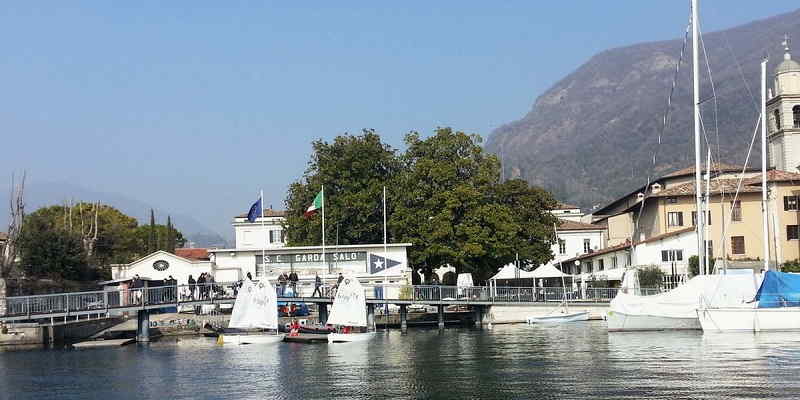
[743,169,800,185]
[662,162,752,178]
[652,179,762,197]
[557,219,605,231]
[560,227,695,264]
[553,202,580,210]
[175,248,210,260]
[236,209,287,218]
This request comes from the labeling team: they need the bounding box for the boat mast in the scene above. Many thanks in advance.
[761,56,770,271]
[554,222,568,313]
[691,0,705,275]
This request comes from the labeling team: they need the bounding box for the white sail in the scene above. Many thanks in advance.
[229,279,279,330]
[327,276,367,327]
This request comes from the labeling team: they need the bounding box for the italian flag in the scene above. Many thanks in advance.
[304,190,323,217]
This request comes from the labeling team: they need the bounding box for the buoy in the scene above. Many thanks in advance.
[216,334,224,345]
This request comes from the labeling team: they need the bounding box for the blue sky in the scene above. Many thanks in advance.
[2,1,798,238]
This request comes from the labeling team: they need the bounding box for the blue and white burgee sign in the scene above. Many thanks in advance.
[369,253,400,274]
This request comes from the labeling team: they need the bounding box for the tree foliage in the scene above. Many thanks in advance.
[17,203,185,280]
[285,127,559,283]
[638,266,665,288]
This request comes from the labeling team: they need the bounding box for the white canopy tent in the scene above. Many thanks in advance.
[489,263,536,281]
[529,264,570,279]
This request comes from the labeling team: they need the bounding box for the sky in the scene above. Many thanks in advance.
[2,1,799,238]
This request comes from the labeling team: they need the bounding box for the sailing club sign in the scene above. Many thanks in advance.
[255,251,367,265]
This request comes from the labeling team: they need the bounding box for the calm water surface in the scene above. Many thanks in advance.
[2,321,800,399]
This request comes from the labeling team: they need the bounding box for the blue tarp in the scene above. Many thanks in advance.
[755,270,800,308]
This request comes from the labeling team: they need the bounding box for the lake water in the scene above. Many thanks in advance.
[2,321,800,399]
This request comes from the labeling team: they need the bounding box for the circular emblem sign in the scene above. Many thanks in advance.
[152,260,170,271]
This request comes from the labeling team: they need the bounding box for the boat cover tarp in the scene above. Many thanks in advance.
[755,270,800,308]
[610,273,760,319]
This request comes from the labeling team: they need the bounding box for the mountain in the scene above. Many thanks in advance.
[486,9,800,211]
[0,180,229,248]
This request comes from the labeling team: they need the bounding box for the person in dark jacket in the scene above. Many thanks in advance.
[246,272,253,281]
[278,272,288,296]
[197,273,207,299]
[188,275,196,300]
[288,271,299,296]
[312,273,323,297]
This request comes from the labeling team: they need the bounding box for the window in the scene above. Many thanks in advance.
[775,109,782,131]
[598,259,605,271]
[667,197,678,204]
[661,250,684,262]
[612,256,618,269]
[585,261,593,273]
[785,196,799,211]
[731,236,746,255]
[794,105,800,129]
[692,211,711,226]
[558,239,566,255]
[788,225,800,240]
[269,230,282,244]
[583,239,591,253]
[626,252,632,266]
[731,200,742,222]
[667,212,684,227]
[255,264,264,277]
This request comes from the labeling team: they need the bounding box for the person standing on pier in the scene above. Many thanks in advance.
[288,270,298,296]
[278,272,288,296]
[188,275,196,300]
[312,273,323,297]
[197,273,207,299]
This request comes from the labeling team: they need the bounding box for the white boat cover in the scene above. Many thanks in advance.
[229,279,279,330]
[609,273,761,319]
[327,276,368,327]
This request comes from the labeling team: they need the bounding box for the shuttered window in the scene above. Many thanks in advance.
[731,236,746,255]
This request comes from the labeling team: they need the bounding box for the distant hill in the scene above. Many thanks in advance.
[0,181,229,248]
[486,9,800,210]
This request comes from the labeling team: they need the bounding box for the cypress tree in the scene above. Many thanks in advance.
[167,215,176,253]
[149,209,156,253]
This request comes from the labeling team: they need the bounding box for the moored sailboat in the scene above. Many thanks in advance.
[327,276,375,343]
[217,279,284,345]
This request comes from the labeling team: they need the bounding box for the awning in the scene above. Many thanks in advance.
[529,264,570,279]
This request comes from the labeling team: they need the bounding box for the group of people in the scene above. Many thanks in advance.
[277,271,300,296]
[187,272,216,300]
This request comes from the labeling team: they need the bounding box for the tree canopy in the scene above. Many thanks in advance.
[285,127,559,283]
[17,203,184,280]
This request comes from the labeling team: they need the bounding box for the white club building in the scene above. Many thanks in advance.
[112,209,413,295]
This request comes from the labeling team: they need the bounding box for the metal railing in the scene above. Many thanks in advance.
[0,282,663,319]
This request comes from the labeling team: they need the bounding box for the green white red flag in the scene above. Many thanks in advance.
[304,190,323,217]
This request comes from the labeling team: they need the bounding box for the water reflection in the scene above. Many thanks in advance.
[3,323,800,399]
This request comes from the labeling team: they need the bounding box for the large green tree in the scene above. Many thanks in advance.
[391,128,558,282]
[285,127,559,283]
[284,129,401,246]
[17,213,91,280]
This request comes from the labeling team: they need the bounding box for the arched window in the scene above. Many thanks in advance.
[774,109,782,131]
[794,105,800,129]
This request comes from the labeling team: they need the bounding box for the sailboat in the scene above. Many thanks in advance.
[327,276,376,343]
[526,224,589,324]
[696,46,800,333]
[217,279,284,345]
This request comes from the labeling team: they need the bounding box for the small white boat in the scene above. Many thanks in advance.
[218,279,284,345]
[326,275,374,344]
[328,331,376,343]
[527,311,589,324]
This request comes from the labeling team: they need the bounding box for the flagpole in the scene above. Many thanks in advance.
[322,185,327,274]
[383,186,388,326]
[260,189,265,279]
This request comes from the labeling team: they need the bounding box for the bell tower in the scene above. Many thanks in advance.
[767,34,800,171]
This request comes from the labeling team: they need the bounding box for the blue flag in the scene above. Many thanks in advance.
[247,198,262,222]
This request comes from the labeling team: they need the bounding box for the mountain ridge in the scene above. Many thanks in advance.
[487,8,800,210]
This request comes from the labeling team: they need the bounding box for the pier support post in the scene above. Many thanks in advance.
[474,305,483,327]
[367,304,375,332]
[318,303,328,325]
[136,309,150,342]
[437,304,444,329]
[399,304,408,333]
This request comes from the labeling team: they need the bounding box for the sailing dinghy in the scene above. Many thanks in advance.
[218,279,284,345]
[327,276,375,343]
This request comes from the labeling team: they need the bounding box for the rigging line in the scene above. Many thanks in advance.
[721,113,761,243]
[698,25,722,177]
[633,18,692,241]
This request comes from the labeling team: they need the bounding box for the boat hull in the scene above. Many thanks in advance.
[217,333,285,345]
[327,332,376,343]
[526,311,589,324]
[607,310,700,332]
[698,307,800,332]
